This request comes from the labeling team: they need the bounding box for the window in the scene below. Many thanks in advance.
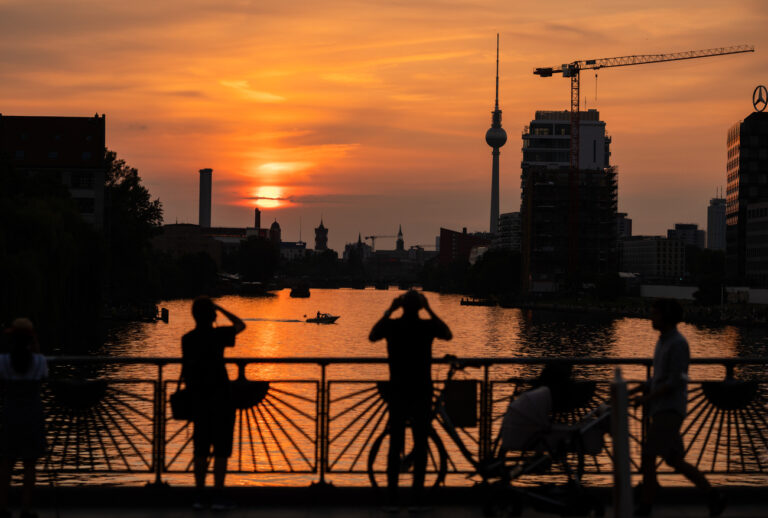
[71,172,94,189]
[14,150,24,159]
[48,151,58,159]
[81,151,92,160]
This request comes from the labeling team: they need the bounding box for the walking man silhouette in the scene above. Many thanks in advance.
[634,298,725,516]
[369,290,452,512]
[181,297,245,510]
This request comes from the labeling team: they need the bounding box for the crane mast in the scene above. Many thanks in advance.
[532,44,754,286]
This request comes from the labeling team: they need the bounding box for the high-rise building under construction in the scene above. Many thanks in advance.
[520,109,617,292]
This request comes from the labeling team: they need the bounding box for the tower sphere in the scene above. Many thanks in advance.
[485,126,507,148]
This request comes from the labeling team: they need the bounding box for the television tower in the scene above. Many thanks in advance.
[485,34,507,235]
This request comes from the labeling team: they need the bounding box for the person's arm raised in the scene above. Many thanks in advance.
[369,297,400,341]
[420,294,452,340]
[215,304,246,334]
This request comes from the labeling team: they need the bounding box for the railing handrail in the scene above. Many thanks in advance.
[44,355,768,366]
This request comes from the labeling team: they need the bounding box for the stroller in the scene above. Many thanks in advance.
[481,385,610,517]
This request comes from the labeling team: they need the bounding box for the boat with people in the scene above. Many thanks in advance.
[460,297,497,307]
[306,312,340,324]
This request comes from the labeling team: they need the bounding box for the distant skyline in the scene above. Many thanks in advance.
[1,0,766,251]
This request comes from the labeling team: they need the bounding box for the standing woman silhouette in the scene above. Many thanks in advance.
[0,319,48,518]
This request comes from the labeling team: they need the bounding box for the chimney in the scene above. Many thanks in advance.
[254,207,261,229]
[198,168,212,228]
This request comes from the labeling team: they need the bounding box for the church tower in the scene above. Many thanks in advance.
[314,219,328,251]
[396,224,404,252]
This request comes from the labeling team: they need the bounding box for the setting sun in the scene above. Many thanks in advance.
[255,186,285,209]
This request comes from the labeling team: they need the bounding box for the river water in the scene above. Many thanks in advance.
[100,289,768,381]
[71,289,766,487]
[102,289,768,360]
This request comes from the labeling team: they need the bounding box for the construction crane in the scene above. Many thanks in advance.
[364,235,395,251]
[533,44,754,283]
[534,45,754,171]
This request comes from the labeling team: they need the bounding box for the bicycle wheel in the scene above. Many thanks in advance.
[367,426,448,489]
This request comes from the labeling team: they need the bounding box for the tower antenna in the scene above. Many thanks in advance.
[495,33,499,110]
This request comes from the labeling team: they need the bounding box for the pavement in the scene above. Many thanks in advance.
[11,503,768,517]
[5,486,767,518]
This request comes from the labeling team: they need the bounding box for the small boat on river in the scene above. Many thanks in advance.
[306,313,340,324]
[460,297,497,307]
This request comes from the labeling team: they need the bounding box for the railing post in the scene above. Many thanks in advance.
[311,361,332,487]
[480,364,491,461]
[148,362,167,487]
[611,367,632,518]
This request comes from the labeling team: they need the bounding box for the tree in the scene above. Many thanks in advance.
[103,150,163,303]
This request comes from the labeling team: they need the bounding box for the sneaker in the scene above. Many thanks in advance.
[211,498,237,512]
[192,498,206,510]
[407,505,432,513]
[380,505,400,514]
[708,491,727,517]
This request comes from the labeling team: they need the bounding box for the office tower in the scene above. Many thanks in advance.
[495,212,521,251]
[254,208,261,229]
[199,168,212,228]
[707,198,726,250]
[726,110,768,281]
[668,223,705,249]
[520,109,617,291]
[617,213,632,239]
[485,35,506,235]
[622,236,685,282]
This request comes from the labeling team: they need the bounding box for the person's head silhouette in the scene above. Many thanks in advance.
[400,290,422,317]
[192,296,216,328]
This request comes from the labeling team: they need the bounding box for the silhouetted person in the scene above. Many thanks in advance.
[531,362,573,413]
[369,291,452,511]
[634,299,725,516]
[0,318,47,518]
[181,297,245,511]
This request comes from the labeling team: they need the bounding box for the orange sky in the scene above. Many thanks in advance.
[2,0,767,251]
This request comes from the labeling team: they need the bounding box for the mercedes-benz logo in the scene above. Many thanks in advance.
[754,85,768,112]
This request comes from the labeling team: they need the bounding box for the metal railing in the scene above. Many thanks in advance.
[24,356,768,486]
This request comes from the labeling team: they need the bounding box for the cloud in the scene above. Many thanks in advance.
[220,80,285,102]
[243,193,380,205]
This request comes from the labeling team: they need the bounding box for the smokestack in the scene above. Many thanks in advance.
[254,207,261,229]
[199,168,212,228]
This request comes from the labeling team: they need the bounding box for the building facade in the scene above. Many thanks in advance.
[726,111,768,281]
[0,114,107,227]
[617,212,632,239]
[746,201,768,286]
[707,198,726,250]
[520,110,617,291]
[622,236,685,282]
[438,228,491,265]
[495,212,521,251]
[667,223,705,249]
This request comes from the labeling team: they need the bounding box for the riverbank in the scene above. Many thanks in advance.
[503,297,768,327]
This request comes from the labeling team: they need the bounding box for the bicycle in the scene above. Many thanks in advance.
[366,354,488,489]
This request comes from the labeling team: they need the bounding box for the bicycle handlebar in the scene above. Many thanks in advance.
[442,354,483,371]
